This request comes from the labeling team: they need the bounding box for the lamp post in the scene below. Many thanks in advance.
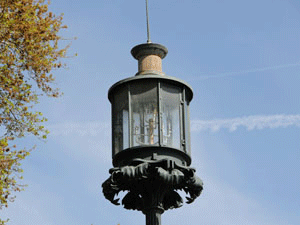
[102,43,203,225]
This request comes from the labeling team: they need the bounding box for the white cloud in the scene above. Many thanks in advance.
[48,121,110,137]
[1,180,67,225]
[191,114,300,132]
[163,177,287,225]
[46,121,112,166]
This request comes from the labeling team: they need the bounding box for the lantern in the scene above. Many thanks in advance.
[108,43,193,167]
[103,43,203,225]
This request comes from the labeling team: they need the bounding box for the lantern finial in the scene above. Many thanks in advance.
[146,0,151,43]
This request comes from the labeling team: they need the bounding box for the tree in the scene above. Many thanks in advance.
[0,0,69,222]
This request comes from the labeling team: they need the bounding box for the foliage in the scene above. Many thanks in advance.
[0,0,69,222]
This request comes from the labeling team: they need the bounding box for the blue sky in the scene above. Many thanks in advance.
[2,0,300,224]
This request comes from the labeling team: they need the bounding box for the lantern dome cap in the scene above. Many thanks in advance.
[131,43,168,60]
[108,74,193,103]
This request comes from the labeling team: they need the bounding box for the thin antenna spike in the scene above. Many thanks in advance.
[146,0,151,43]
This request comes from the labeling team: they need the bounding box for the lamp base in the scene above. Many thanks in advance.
[102,156,203,224]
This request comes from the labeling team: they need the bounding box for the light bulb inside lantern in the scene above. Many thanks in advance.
[133,102,158,146]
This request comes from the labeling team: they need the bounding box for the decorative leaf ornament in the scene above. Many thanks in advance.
[102,158,203,212]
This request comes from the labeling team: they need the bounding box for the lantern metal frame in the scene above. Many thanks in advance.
[108,74,193,168]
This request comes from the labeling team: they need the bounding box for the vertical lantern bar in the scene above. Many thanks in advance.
[181,87,186,152]
[128,84,133,148]
[158,80,162,147]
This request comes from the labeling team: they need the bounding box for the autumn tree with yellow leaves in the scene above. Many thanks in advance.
[0,0,69,223]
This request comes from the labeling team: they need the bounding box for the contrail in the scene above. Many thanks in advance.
[45,114,300,136]
[191,114,300,132]
[189,62,300,81]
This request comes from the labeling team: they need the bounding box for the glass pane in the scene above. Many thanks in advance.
[113,87,129,154]
[184,94,191,155]
[161,83,181,149]
[131,81,158,147]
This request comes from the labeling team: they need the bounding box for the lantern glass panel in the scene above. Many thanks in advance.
[131,81,158,147]
[184,91,191,155]
[113,87,129,154]
[161,83,181,149]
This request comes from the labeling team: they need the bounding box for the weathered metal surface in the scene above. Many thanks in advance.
[102,157,203,212]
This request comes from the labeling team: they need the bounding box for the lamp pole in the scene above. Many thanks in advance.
[102,43,203,225]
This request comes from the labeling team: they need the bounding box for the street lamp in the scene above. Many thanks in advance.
[102,43,203,225]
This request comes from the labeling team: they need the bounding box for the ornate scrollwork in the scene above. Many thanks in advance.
[102,158,203,212]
